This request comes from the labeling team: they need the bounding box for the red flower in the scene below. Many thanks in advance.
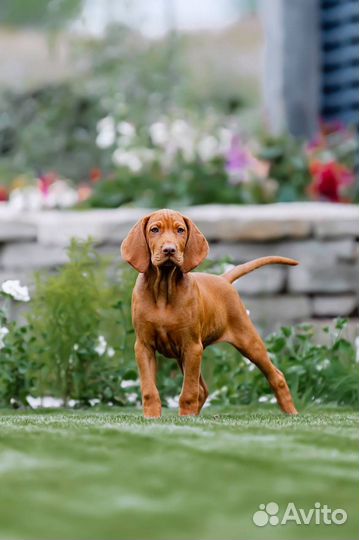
[90,168,102,183]
[309,160,354,202]
[0,186,8,202]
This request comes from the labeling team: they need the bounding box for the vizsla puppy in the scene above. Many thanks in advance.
[121,209,299,418]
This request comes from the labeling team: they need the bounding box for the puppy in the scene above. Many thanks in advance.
[121,209,298,417]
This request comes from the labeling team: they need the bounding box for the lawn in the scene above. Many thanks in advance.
[0,406,358,540]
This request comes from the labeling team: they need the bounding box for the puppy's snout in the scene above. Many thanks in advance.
[162,244,177,256]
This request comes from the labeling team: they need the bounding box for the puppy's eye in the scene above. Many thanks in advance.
[150,226,159,233]
[177,227,185,234]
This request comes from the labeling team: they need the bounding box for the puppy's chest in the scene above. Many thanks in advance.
[136,307,195,358]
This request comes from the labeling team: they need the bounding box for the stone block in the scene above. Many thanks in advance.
[288,262,359,293]
[234,266,286,295]
[35,208,149,246]
[0,270,33,287]
[208,239,356,264]
[312,295,358,317]
[0,242,68,269]
[186,202,358,241]
[186,205,311,240]
[241,294,311,325]
[0,221,37,242]
[314,219,358,239]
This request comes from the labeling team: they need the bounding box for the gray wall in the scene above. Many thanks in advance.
[1,202,358,335]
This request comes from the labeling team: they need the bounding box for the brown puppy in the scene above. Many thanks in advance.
[121,209,299,418]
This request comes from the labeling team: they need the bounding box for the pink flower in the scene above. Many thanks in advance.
[38,172,57,197]
[226,136,269,183]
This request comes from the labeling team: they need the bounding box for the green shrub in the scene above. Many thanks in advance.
[206,318,358,408]
[0,310,33,407]
[1,241,357,409]
[28,239,138,405]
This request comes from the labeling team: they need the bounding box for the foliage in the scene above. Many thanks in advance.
[27,239,138,405]
[257,133,312,202]
[207,318,358,408]
[0,241,358,409]
[0,309,33,407]
[0,77,357,206]
[79,116,288,208]
[0,0,83,30]
[0,84,106,183]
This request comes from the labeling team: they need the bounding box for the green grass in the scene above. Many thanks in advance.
[0,406,358,540]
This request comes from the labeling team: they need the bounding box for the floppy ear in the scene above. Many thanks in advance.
[182,217,209,273]
[121,216,150,273]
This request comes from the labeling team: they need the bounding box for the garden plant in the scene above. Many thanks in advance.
[0,239,357,410]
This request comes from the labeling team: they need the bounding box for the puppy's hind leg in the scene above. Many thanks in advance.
[228,316,298,415]
[197,373,209,415]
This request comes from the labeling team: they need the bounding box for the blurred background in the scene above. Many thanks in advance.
[0,0,357,207]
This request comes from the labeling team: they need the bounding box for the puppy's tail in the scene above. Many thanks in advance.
[221,256,299,284]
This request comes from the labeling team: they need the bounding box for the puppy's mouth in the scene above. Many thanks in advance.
[160,256,180,267]
[152,254,182,268]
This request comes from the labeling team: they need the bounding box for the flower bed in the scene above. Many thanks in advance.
[0,119,357,210]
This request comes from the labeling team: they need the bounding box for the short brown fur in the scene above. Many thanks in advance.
[121,209,299,417]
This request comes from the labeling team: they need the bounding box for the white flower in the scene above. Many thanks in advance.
[120,379,140,389]
[26,396,65,409]
[107,347,115,358]
[166,395,180,409]
[117,122,136,147]
[126,392,138,404]
[112,150,142,173]
[1,280,30,302]
[170,120,196,160]
[117,121,136,138]
[197,135,219,161]
[73,344,79,351]
[171,119,190,138]
[149,121,168,146]
[94,335,107,356]
[0,327,9,349]
[258,396,269,403]
[46,180,78,209]
[316,358,330,371]
[9,187,42,211]
[96,116,116,148]
[217,128,232,154]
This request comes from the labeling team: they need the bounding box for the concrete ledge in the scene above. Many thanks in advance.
[0,202,358,331]
[0,202,357,245]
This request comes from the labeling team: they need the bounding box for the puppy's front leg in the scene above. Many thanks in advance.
[179,343,203,416]
[135,340,161,418]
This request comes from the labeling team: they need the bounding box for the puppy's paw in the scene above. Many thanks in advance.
[143,406,162,419]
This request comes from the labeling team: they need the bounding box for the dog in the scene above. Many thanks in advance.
[121,209,299,418]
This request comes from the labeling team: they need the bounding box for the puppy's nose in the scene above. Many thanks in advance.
[162,244,177,256]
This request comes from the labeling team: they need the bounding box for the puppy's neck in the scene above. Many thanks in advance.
[146,265,184,304]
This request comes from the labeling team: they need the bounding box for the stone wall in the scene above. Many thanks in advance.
[0,202,358,334]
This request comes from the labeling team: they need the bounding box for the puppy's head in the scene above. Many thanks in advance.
[121,209,209,273]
